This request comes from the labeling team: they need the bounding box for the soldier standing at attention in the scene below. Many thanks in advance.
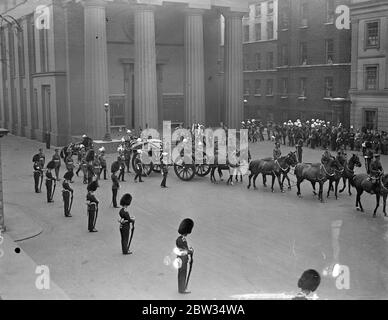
[45,161,57,203]
[118,193,135,255]
[134,150,144,183]
[175,218,194,294]
[111,165,120,208]
[33,161,43,193]
[32,148,45,168]
[98,147,107,180]
[52,149,62,181]
[62,171,74,217]
[86,181,99,232]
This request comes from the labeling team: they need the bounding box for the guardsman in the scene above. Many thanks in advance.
[365,145,374,174]
[117,146,126,182]
[62,171,74,217]
[85,149,95,185]
[45,160,56,203]
[295,139,303,163]
[134,150,144,183]
[369,154,383,179]
[293,269,321,300]
[124,144,132,173]
[111,163,120,208]
[86,181,99,232]
[118,193,135,255]
[52,149,62,181]
[32,148,45,168]
[93,154,101,181]
[65,154,75,182]
[81,134,93,151]
[175,218,194,294]
[273,142,281,160]
[33,161,43,193]
[98,147,107,180]
[160,152,168,188]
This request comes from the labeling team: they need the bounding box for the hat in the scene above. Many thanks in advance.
[82,134,87,138]
[120,193,133,207]
[64,171,74,181]
[46,160,56,169]
[127,130,131,134]
[87,180,99,192]
[297,269,321,292]
[121,137,125,142]
[137,138,142,143]
[98,147,105,152]
[79,144,85,149]
[178,218,194,235]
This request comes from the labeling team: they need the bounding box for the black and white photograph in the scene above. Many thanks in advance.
[0,0,387,307]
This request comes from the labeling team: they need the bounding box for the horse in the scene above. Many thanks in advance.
[247,152,298,193]
[338,154,362,196]
[326,155,347,200]
[278,152,298,190]
[294,158,341,202]
[351,173,388,217]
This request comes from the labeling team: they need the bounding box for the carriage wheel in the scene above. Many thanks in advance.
[174,163,196,181]
[195,164,211,177]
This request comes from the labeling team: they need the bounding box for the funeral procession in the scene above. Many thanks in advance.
[0,0,388,304]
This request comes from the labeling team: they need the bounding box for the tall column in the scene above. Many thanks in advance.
[134,5,158,130]
[83,0,109,139]
[184,9,205,127]
[223,11,244,129]
[350,19,359,90]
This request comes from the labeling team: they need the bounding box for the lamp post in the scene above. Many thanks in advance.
[103,102,112,141]
[0,128,9,232]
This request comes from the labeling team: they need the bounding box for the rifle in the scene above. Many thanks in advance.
[185,250,194,290]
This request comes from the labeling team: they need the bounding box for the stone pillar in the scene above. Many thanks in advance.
[134,5,158,130]
[223,11,244,129]
[184,9,205,127]
[350,19,359,90]
[83,0,109,139]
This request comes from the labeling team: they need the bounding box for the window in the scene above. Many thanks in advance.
[280,7,290,29]
[244,80,250,96]
[244,25,250,42]
[30,15,36,74]
[268,1,274,15]
[281,78,288,96]
[365,65,378,90]
[365,21,379,48]
[266,79,273,95]
[281,45,288,66]
[18,28,25,77]
[300,2,308,26]
[255,79,261,95]
[267,21,274,39]
[364,110,377,130]
[255,23,261,41]
[325,39,334,63]
[299,78,306,97]
[299,42,307,65]
[255,4,261,17]
[324,77,333,97]
[109,96,126,126]
[255,53,261,70]
[326,0,335,23]
[267,52,274,69]
[39,28,49,72]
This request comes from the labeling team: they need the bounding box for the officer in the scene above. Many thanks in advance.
[321,147,334,165]
[65,154,75,182]
[175,218,194,294]
[93,154,101,181]
[86,181,99,232]
[273,142,281,160]
[45,160,57,203]
[124,144,132,173]
[52,149,62,181]
[33,161,43,193]
[365,145,374,174]
[134,150,144,183]
[293,269,321,300]
[111,163,120,208]
[62,171,74,217]
[32,148,45,168]
[370,154,383,179]
[118,193,135,255]
[160,152,168,188]
[117,146,126,182]
[295,139,303,163]
[85,149,95,185]
[98,147,107,180]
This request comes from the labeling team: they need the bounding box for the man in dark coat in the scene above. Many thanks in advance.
[45,160,57,203]
[62,171,74,217]
[86,181,99,232]
[111,164,120,208]
[118,193,135,255]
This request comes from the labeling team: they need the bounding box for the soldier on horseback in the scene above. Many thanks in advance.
[369,154,383,181]
[321,147,334,165]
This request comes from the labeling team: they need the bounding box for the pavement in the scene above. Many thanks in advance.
[0,134,387,300]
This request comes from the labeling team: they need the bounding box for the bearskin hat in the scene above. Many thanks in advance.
[85,149,95,162]
[178,218,194,235]
[297,269,321,292]
[87,180,99,192]
[120,193,133,207]
[64,171,74,181]
[111,161,120,173]
[46,160,56,169]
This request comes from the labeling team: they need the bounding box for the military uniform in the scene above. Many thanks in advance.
[295,139,303,163]
[321,149,333,165]
[52,150,61,181]
[45,161,56,203]
[111,171,120,208]
[370,155,383,178]
[62,172,74,217]
[365,149,374,174]
[65,155,75,181]
[161,153,168,188]
[92,156,101,181]
[118,194,135,255]
[33,162,43,193]
[117,154,126,182]
[273,145,281,160]
[86,181,99,232]
[98,149,107,180]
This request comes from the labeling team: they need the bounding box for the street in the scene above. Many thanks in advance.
[1,135,388,300]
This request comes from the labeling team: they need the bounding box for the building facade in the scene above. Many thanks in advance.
[0,0,250,146]
[349,0,388,131]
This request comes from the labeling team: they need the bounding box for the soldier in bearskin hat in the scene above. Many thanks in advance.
[111,161,120,208]
[175,218,194,294]
[86,181,99,232]
[118,193,135,255]
[62,171,74,217]
[292,269,321,300]
[33,160,43,193]
[45,160,57,203]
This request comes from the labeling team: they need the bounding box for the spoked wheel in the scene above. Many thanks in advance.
[195,163,211,177]
[174,162,196,181]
